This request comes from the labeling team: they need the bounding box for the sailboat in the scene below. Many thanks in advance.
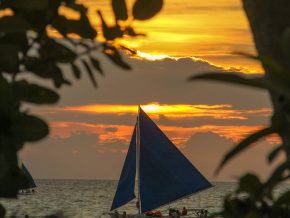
[110,106,212,217]
[19,163,37,194]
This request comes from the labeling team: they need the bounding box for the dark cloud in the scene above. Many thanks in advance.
[30,56,271,133]
[21,132,128,179]
[104,127,118,133]
[21,130,284,181]
[182,132,284,181]
[23,54,273,180]
[51,56,270,109]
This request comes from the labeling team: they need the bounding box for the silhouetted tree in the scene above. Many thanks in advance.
[190,0,290,217]
[0,0,163,216]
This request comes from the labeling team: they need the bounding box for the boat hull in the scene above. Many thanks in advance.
[108,212,201,218]
[18,193,33,195]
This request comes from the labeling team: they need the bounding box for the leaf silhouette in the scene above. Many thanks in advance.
[133,0,163,20]
[189,72,290,98]
[268,145,283,163]
[15,80,59,104]
[215,127,276,175]
[11,114,49,143]
[72,63,81,79]
[81,60,97,88]
[265,161,290,189]
[274,190,290,207]
[91,58,104,76]
[112,0,128,21]
[97,10,123,41]
[103,44,131,70]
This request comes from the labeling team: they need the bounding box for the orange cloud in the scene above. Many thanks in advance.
[158,125,279,146]
[50,121,279,150]
[39,103,275,148]
[50,122,134,144]
[60,103,271,120]
[49,0,263,72]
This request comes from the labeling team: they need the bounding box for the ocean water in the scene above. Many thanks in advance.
[0,180,288,217]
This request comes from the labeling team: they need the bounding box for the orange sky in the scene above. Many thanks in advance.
[47,103,277,145]
[18,0,281,181]
[60,103,271,119]
[77,0,263,73]
[50,0,264,72]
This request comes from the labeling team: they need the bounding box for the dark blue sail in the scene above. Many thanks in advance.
[21,163,37,189]
[111,126,137,211]
[138,108,212,213]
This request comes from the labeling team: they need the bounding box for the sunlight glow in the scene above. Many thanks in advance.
[142,104,161,112]
[60,103,271,120]
[136,51,179,61]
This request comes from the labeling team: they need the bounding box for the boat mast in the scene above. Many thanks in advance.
[136,105,141,214]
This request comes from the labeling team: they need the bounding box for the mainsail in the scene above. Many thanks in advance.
[138,107,212,213]
[111,107,212,213]
[21,163,37,189]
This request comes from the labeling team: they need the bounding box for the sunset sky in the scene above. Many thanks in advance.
[20,0,283,181]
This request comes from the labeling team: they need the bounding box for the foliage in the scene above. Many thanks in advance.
[190,58,290,217]
[216,174,290,218]
[190,1,290,217]
[0,0,163,214]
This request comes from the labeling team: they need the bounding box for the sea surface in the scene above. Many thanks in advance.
[0,180,288,218]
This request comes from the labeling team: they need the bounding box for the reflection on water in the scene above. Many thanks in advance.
[0,180,288,217]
